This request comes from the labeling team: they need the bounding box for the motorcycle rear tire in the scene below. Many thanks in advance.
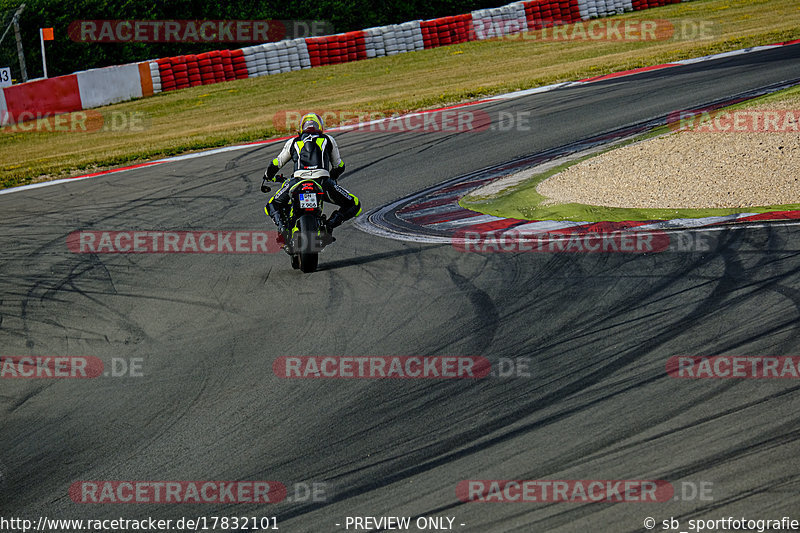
[296,215,319,273]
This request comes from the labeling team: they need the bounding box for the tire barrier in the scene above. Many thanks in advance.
[364,23,425,58]
[524,0,582,27]
[421,15,475,48]
[577,0,630,18]
[631,0,680,11]
[307,31,367,66]
[184,54,199,87]
[148,61,161,94]
[154,46,256,90]
[472,3,529,40]
[2,0,691,120]
[241,38,311,77]
[230,49,250,80]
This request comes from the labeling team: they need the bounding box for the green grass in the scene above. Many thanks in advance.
[1,0,799,189]
[460,84,800,222]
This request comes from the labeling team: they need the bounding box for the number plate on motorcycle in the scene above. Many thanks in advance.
[299,193,318,209]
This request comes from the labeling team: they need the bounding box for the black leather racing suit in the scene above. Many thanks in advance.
[264,132,361,235]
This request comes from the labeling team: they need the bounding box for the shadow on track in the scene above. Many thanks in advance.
[316,244,443,271]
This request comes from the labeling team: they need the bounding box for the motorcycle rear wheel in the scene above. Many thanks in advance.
[295,215,319,273]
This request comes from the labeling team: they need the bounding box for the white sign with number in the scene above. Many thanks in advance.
[0,67,11,87]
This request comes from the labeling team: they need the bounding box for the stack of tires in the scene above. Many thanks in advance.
[183,55,200,87]
[609,0,633,15]
[241,45,266,76]
[172,57,190,89]
[395,22,426,53]
[523,0,579,28]
[229,50,250,80]
[242,39,311,77]
[650,0,680,8]
[198,52,218,84]
[363,27,388,57]
[156,58,175,92]
[573,0,633,19]
[154,50,245,90]
[148,61,162,94]
[420,14,475,49]
[306,33,367,66]
[361,23,425,57]
[471,3,529,39]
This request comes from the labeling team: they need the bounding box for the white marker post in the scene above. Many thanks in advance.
[39,27,53,78]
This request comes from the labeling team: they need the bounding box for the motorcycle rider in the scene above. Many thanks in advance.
[263,112,361,244]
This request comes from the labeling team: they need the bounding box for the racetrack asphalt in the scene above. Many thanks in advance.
[1,43,800,532]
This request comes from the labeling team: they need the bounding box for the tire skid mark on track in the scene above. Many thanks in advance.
[4,44,800,528]
[446,266,500,355]
[273,238,800,525]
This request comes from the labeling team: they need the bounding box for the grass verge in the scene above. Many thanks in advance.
[2,0,799,190]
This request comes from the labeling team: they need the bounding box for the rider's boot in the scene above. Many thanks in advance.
[323,211,344,244]
[267,205,291,249]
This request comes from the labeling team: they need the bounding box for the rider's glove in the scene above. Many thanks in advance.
[265,163,280,181]
[330,163,345,181]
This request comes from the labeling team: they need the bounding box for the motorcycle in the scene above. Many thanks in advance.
[261,171,333,273]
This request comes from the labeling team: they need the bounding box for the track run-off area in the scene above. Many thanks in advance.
[1,43,800,532]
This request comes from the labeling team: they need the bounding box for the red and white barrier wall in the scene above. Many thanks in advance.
[76,63,144,108]
[0,61,153,123]
[2,75,83,122]
[0,89,7,121]
[1,0,691,123]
